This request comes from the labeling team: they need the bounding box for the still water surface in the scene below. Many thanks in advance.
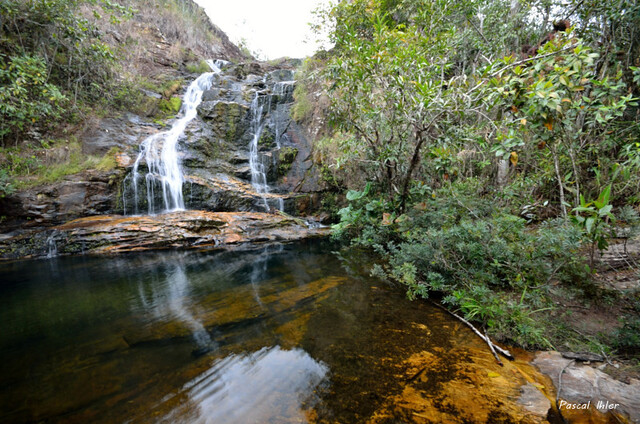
[0,240,552,423]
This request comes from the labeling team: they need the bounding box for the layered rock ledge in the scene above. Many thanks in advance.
[0,210,328,260]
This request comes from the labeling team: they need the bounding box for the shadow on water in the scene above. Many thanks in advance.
[0,239,588,423]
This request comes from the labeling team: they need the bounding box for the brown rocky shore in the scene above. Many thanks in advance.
[0,210,328,260]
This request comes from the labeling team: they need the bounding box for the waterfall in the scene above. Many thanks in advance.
[273,80,295,149]
[248,90,275,212]
[46,234,57,259]
[125,63,223,215]
[247,77,296,213]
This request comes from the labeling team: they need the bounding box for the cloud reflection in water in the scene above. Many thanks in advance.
[161,346,328,423]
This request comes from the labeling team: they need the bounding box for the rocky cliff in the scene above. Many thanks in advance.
[0,4,328,259]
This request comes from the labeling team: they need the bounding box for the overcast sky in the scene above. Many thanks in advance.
[194,0,331,60]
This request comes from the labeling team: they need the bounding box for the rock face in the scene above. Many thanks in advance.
[119,60,323,217]
[0,60,328,258]
[533,351,640,423]
[0,211,328,259]
[0,169,126,233]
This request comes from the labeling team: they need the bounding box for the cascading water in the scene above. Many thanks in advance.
[248,90,276,212]
[124,61,224,215]
[247,78,295,213]
[272,80,296,150]
[46,234,58,259]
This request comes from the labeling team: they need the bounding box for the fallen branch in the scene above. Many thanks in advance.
[429,300,514,360]
[407,365,429,382]
[485,327,504,366]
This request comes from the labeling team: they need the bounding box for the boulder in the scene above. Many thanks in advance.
[533,351,640,423]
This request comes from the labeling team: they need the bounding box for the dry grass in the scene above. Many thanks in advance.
[80,0,246,80]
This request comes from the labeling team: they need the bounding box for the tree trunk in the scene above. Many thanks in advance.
[497,159,509,188]
[400,134,426,213]
[551,144,568,218]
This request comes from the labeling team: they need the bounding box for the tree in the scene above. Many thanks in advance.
[323,0,473,211]
[490,32,635,216]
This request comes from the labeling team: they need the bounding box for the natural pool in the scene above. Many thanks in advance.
[0,239,568,423]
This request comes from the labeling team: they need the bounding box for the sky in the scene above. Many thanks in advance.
[194,0,331,60]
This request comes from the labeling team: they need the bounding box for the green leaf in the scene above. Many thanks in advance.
[585,217,595,234]
[600,184,611,205]
[598,204,613,216]
[573,206,595,213]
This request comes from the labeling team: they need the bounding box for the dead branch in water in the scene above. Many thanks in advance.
[429,300,514,361]
[485,327,504,366]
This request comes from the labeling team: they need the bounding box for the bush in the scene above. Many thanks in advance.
[0,168,15,198]
[0,54,67,143]
[185,60,211,74]
[341,180,589,348]
[616,314,640,354]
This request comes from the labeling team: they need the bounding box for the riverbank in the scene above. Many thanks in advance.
[0,210,328,260]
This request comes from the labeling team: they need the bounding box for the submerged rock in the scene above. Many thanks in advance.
[0,210,328,260]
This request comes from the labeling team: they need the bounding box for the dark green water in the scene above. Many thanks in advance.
[0,240,467,423]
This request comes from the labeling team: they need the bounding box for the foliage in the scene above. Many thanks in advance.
[0,0,134,144]
[159,97,182,115]
[292,83,313,122]
[490,35,636,215]
[0,168,16,198]
[322,0,475,211]
[185,60,212,74]
[0,140,118,189]
[0,55,67,142]
[359,181,586,347]
[615,315,640,354]
[571,184,616,266]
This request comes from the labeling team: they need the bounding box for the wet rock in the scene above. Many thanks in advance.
[80,114,161,155]
[201,88,221,101]
[232,62,266,80]
[184,174,290,213]
[518,383,552,418]
[234,166,252,180]
[197,100,250,144]
[116,152,133,168]
[267,69,295,83]
[533,351,640,422]
[0,210,329,260]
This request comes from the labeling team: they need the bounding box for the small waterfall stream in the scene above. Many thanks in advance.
[248,79,295,212]
[248,90,273,212]
[124,62,223,215]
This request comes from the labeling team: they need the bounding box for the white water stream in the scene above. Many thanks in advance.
[125,62,224,215]
[248,90,272,212]
[247,79,295,213]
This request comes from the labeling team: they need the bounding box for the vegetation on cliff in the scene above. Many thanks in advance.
[0,0,246,196]
[303,0,640,357]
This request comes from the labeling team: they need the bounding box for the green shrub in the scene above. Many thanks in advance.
[159,97,182,115]
[339,180,588,348]
[292,84,313,122]
[0,168,15,198]
[0,55,67,143]
[616,315,640,354]
[185,60,211,74]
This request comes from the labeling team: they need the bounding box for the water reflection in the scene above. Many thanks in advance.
[250,244,284,308]
[0,240,557,424]
[162,346,328,423]
[135,262,213,350]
